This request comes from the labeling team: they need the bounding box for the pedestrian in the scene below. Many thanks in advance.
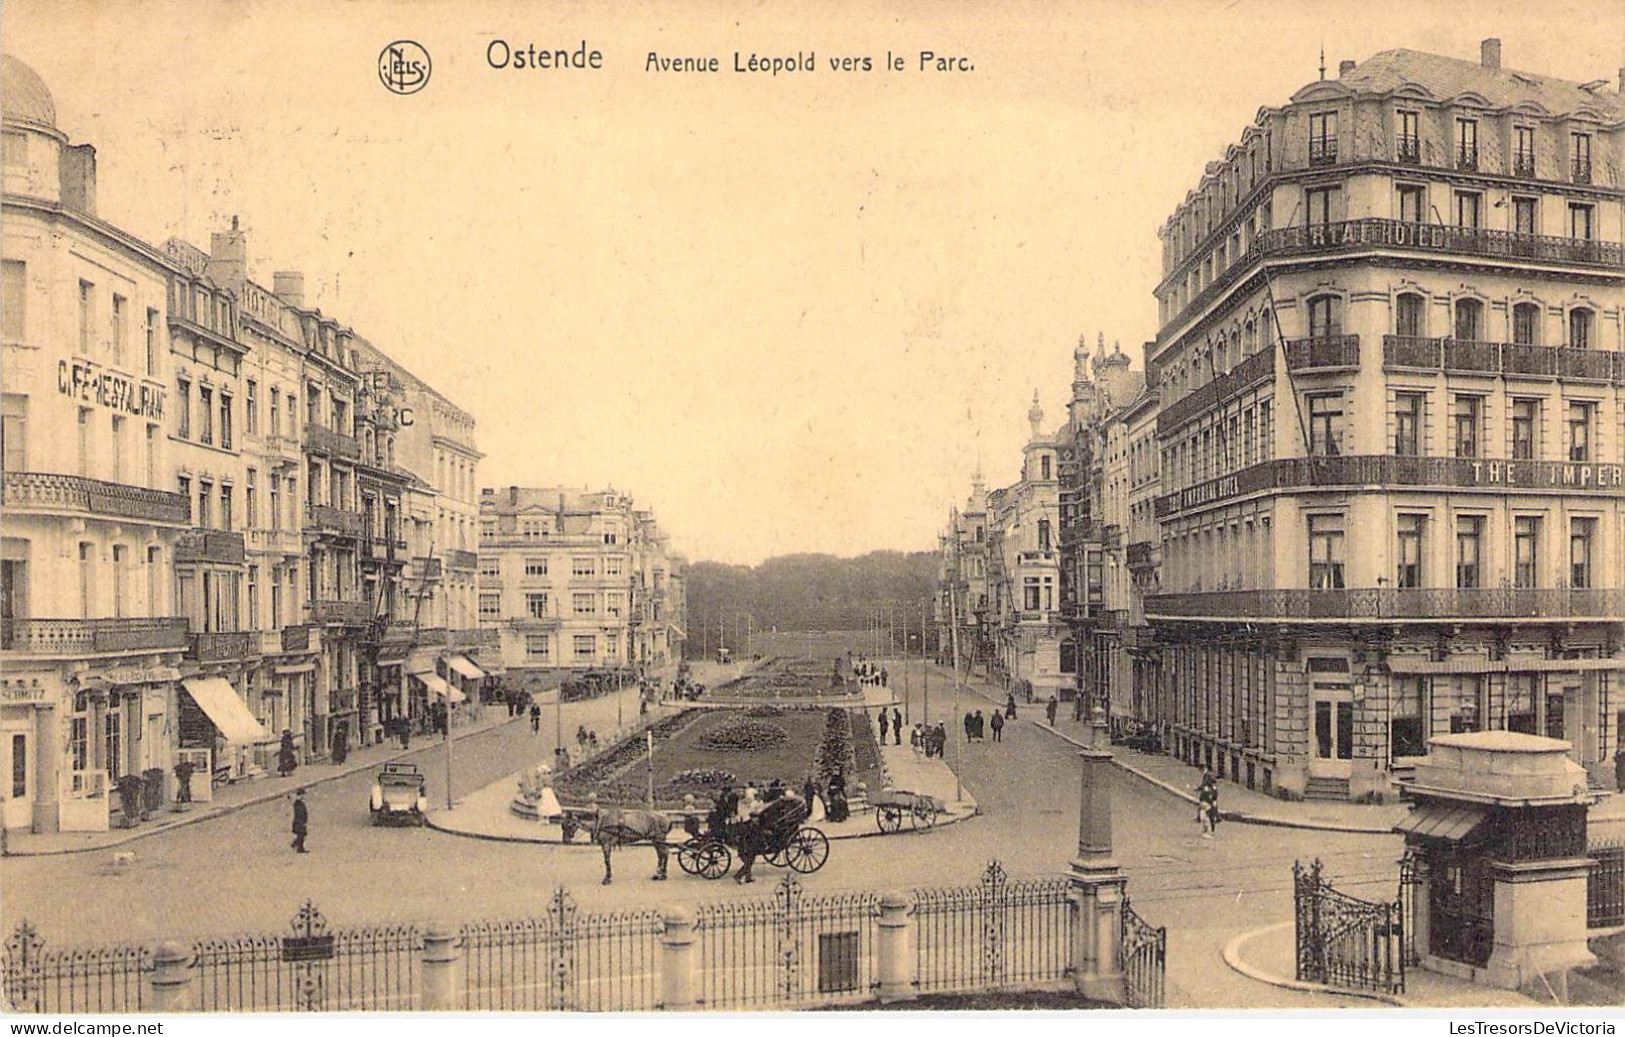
[1197,773,1220,839]
[990,709,1005,743]
[1615,748,1625,794]
[290,788,309,853]
[934,724,948,758]
[1046,695,1058,726]
[1006,694,1018,720]
[911,723,923,757]
[530,702,541,734]
[973,710,985,740]
[892,707,902,746]
[881,667,889,688]
[963,711,975,743]
[277,729,298,777]
[878,709,890,744]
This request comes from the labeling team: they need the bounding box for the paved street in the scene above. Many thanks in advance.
[0,669,1397,1008]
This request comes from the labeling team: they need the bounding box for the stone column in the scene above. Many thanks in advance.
[148,940,193,1011]
[660,905,697,1010]
[875,890,915,1003]
[1069,748,1126,1004]
[419,924,461,1010]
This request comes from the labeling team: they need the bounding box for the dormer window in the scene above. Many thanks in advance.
[1396,111,1419,163]
[1513,126,1536,177]
[1309,112,1337,166]
[1571,133,1592,184]
[1455,118,1478,170]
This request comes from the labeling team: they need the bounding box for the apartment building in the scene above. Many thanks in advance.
[936,471,991,674]
[1144,41,1624,799]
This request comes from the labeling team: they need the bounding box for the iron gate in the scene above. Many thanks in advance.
[1293,859,1404,995]
[1120,896,1165,1008]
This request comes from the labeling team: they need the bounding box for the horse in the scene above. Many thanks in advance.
[573,808,676,885]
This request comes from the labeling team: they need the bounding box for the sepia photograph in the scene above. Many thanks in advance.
[1,0,1623,1024]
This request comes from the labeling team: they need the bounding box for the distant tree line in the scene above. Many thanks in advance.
[683,551,940,657]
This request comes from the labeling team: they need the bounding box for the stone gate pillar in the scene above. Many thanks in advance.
[1070,747,1127,1004]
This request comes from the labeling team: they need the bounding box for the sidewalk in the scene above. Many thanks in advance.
[426,716,976,846]
[1224,919,1540,1008]
[4,702,527,857]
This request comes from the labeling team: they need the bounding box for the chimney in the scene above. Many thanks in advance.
[207,215,248,291]
[1480,38,1501,70]
[1338,59,1356,77]
[272,270,305,309]
[58,144,97,215]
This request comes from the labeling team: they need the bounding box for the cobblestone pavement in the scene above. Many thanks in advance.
[0,668,1397,1009]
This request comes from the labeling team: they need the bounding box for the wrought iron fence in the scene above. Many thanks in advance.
[1589,840,1625,929]
[1121,897,1166,1009]
[1294,859,1405,995]
[2,923,150,1014]
[912,861,1073,994]
[461,889,663,1011]
[695,875,878,1010]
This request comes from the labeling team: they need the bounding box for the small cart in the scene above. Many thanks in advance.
[869,789,944,834]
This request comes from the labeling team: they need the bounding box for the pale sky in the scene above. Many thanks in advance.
[6,0,1619,563]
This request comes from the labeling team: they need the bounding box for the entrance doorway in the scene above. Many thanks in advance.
[1311,681,1354,778]
[3,728,32,829]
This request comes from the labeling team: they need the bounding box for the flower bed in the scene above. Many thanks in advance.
[696,719,790,753]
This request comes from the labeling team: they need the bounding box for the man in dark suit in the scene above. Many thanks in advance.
[291,789,309,853]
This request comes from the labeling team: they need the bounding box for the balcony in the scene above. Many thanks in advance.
[1157,347,1275,434]
[246,528,305,556]
[186,630,256,662]
[1573,160,1593,185]
[1155,454,1625,518]
[359,536,406,564]
[1144,588,1624,622]
[1444,338,1501,374]
[1397,137,1421,165]
[174,528,247,566]
[4,472,191,525]
[1284,334,1360,373]
[450,627,498,649]
[308,599,372,626]
[2,617,189,654]
[260,433,302,462]
[445,548,478,572]
[304,423,361,460]
[1018,550,1058,565]
[1126,541,1155,570]
[1513,153,1536,178]
[1456,147,1478,172]
[306,504,363,538]
[1309,138,1338,167]
[1380,336,1624,385]
[411,556,444,580]
[281,624,312,652]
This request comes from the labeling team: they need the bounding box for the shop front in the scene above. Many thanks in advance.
[179,676,269,790]
[1,675,55,834]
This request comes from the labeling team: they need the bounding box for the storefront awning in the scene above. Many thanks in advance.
[1394,802,1486,842]
[445,654,485,680]
[1505,658,1625,674]
[412,671,466,703]
[182,678,269,745]
[1387,657,1506,675]
[274,662,316,675]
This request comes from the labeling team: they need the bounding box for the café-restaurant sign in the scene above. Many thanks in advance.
[78,666,182,687]
[59,357,166,419]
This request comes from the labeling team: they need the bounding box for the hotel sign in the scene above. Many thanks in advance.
[1467,461,1624,490]
[59,358,166,419]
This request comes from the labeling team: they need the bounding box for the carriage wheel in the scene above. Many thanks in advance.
[765,847,789,866]
[676,839,701,875]
[695,840,732,880]
[785,827,830,873]
[877,806,903,834]
[911,801,938,830]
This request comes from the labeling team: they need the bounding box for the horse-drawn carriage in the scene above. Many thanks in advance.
[676,795,830,880]
[868,788,944,833]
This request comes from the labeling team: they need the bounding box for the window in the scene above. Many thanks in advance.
[1454,191,1481,229]
[77,542,94,618]
[573,634,596,659]
[526,634,550,659]
[1506,675,1537,735]
[1392,677,1427,757]
[479,557,500,580]
[1513,196,1537,235]
[245,380,257,434]
[526,592,550,618]
[145,308,159,375]
[1308,515,1345,589]
[1394,393,1424,456]
[524,557,548,577]
[104,711,122,781]
[605,556,624,577]
[245,468,258,526]
[198,385,213,445]
[269,477,281,531]
[572,557,595,578]
[1395,293,1425,337]
[1455,516,1483,589]
[176,377,191,438]
[1396,514,1424,589]
[219,483,232,531]
[219,392,232,450]
[1308,393,1342,456]
[1514,516,1540,588]
[1454,395,1481,458]
[1037,520,1051,552]
[1571,132,1592,182]
[1397,184,1425,223]
[1570,518,1596,589]
[573,593,595,616]
[111,544,127,618]
[78,280,94,354]
[111,295,126,366]
[1308,111,1337,164]
[605,632,620,655]
[1454,298,1483,341]
[1023,576,1041,611]
[1567,401,1593,461]
[269,388,281,436]
[1569,308,1593,349]
[1569,204,1595,241]
[246,565,259,627]
[479,593,500,618]
[1512,399,1538,460]
[1512,302,1540,345]
[197,480,212,529]
[77,408,91,475]
[1,260,23,341]
[1514,126,1536,176]
[177,476,191,523]
[606,594,624,618]
[1396,111,1419,162]
[1,394,27,472]
[1307,294,1341,337]
[1450,678,1482,734]
[1455,118,1477,169]
[1305,186,1338,227]
[1040,455,1051,480]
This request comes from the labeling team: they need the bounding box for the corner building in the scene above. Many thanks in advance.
[1144,41,1624,800]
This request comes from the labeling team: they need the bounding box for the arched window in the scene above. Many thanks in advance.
[1454,298,1484,342]
[1244,320,1257,356]
[1307,295,1342,338]
[1395,293,1426,337]
[1513,302,1541,345]
[1569,307,1594,349]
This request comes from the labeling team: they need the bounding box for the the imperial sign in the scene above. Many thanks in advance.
[59,358,166,419]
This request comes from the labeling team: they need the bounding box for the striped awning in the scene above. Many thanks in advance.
[1394,803,1485,842]
[412,670,465,703]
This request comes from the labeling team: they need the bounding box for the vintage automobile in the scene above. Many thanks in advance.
[370,762,429,826]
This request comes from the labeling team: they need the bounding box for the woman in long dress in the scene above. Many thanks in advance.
[536,773,563,821]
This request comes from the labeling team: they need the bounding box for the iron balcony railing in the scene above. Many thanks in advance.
[308,599,372,626]
[174,528,247,566]
[306,504,364,537]
[2,617,189,654]
[280,624,312,652]
[304,422,361,460]
[1574,160,1593,185]
[444,549,478,571]
[1309,138,1338,167]
[3,472,191,525]
[1457,146,1478,171]
[1126,541,1155,569]
[1145,587,1624,621]
[1381,336,1624,384]
[1284,334,1360,372]
[186,630,256,662]
[1513,153,1536,177]
[1397,137,1421,164]
[1157,347,1274,434]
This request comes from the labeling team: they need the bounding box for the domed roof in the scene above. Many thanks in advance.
[2,55,57,129]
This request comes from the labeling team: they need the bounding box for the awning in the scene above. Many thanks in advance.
[1387,657,1506,675]
[1506,658,1625,674]
[412,671,466,703]
[445,654,485,680]
[274,662,316,675]
[1394,802,1486,842]
[182,678,269,745]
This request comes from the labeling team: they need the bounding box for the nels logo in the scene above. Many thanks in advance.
[379,40,431,95]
